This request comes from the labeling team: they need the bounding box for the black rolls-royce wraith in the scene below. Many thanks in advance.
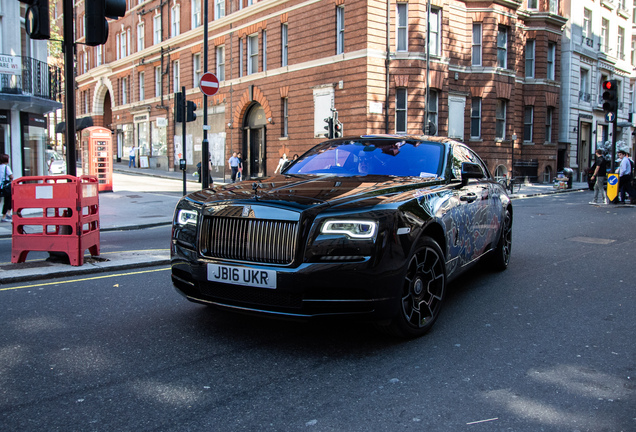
[171,135,512,338]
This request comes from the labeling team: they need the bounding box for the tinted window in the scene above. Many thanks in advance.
[285,140,444,178]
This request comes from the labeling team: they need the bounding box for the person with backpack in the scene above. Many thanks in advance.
[589,149,608,205]
[617,150,636,204]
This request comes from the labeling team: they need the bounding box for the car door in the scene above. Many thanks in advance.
[450,144,492,266]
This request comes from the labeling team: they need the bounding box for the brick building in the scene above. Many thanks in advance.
[69,0,566,182]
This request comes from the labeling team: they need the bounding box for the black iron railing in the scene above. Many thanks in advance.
[0,55,62,102]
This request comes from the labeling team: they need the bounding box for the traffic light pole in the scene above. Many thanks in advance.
[63,0,77,176]
[181,86,187,196]
[201,0,210,189]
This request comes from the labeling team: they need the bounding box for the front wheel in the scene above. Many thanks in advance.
[380,238,446,338]
[489,208,512,271]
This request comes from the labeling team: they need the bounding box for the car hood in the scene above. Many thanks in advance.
[186,174,446,211]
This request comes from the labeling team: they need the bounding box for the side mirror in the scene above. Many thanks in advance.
[461,162,484,186]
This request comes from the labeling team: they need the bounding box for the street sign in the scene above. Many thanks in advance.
[607,173,619,201]
[199,72,219,96]
[605,112,615,123]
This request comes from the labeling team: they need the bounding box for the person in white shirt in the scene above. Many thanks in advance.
[1,153,13,222]
[617,150,635,204]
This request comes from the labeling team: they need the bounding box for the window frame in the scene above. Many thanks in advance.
[171,5,180,38]
[525,39,535,78]
[281,23,288,67]
[137,22,145,52]
[470,97,481,139]
[192,0,201,29]
[545,107,553,144]
[153,15,161,45]
[155,66,162,98]
[336,6,345,55]
[427,89,438,136]
[139,71,145,101]
[215,0,225,20]
[497,25,508,69]
[472,23,482,66]
[396,87,407,134]
[216,45,225,81]
[495,99,507,140]
[193,53,202,86]
[523,106,534,142]
[247,34,259,75]
[173,60,180,93]
[429,8,441,57]
[396,3,408,52]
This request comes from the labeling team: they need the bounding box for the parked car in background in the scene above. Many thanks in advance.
[171,135,513,338]
[46,150,66,175]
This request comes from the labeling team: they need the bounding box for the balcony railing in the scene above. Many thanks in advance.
[0,55,62,102]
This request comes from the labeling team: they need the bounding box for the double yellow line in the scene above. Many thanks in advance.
[0,267,170,292]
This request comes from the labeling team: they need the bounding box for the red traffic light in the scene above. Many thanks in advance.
[602,80,614,91]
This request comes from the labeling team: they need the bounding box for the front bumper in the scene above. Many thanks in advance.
[171,244,404,320]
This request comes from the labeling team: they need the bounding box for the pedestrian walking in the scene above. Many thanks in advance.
[128,146,137,168]
[589,149,608,205]
[228,152,240,182]
[237,152,243,181]
[0,154,13,222]
[617,150,636,204]
[274,153,288,174]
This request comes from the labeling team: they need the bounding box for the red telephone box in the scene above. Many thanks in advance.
[82,126,113,192]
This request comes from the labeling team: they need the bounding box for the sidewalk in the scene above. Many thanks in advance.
[0,172,590,285]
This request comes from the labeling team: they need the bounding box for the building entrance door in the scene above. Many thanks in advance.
[243,104,267,178]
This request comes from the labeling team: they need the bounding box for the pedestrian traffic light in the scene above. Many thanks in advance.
[324,117,334,139]
[186,100,197,122]
[175,92,184,123]
[602,79,618,115]
[85,0,127,46]
[24,0,50,40]
[334,120,343,138]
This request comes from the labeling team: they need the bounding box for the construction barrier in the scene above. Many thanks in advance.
[11,175,100,266]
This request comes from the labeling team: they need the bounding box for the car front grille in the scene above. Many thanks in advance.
[200,217,299,264]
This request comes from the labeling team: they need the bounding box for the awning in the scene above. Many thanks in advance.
[55,117,94,134]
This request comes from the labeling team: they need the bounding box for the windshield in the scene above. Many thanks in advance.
[284,139,444,178]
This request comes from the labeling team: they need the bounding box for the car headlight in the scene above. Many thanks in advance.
[321,220,377,239]
[177,209,198,226]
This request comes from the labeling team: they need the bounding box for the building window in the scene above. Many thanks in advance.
[427,89,438,135]
[580,68,589,101]
[528,0,538,9]
[497,26,508,69]
[155,66,161,98]
[282,98,289,137]
[139,71,145,101]
[215,0,225,19]
[548,0,558,14]
[116,33,121,59]
[122,77,128,105]
[618,27,625,60]
[632,37,636,67]
[121,30,128,58]
[192,0,201,28]
[472,23,482,66]
[193,53,202,86]
[137,23,144,51]
[496,99,506,140]
[525,39,535,78]
[396,87,407,134]
[523,106,533,142]
[429,8,440,56]
[396,3,407,52]
[336,6,345,55]
[583,9,592,39]
[601,18,609,53]
[153,15,161,44]
[281,23,288,67]
[545,107,553,143]
[173,60,180,92]
[239,38,244,77]
[470,97,481,139]
[248,34,258,75]
[262,30,267,72]
[96,46,102,67]
[547,42,556,80]
[216,46,225,81]
[171,5,180,37]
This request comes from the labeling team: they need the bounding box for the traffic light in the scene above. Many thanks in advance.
[602,79,618,115]
[174,92,184,123]
[324,117,334,139]
[186,100,197,122]
[85,0,127,46]
[24,0,50,40]
[334,120,343,138]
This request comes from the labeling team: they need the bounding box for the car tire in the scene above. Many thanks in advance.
[489,208,512,271]
[379,237,446,338]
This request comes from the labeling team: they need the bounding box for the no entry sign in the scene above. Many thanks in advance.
[199,72,219,96]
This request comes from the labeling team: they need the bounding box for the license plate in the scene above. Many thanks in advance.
[207,264,277,289]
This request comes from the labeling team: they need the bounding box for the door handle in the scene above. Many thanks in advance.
[460,193,478,203]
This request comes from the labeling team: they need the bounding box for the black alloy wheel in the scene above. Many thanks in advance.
[489,208,512,271]
[385,238,446,338]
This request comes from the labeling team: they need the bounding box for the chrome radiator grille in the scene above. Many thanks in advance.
[200,217,299,264]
